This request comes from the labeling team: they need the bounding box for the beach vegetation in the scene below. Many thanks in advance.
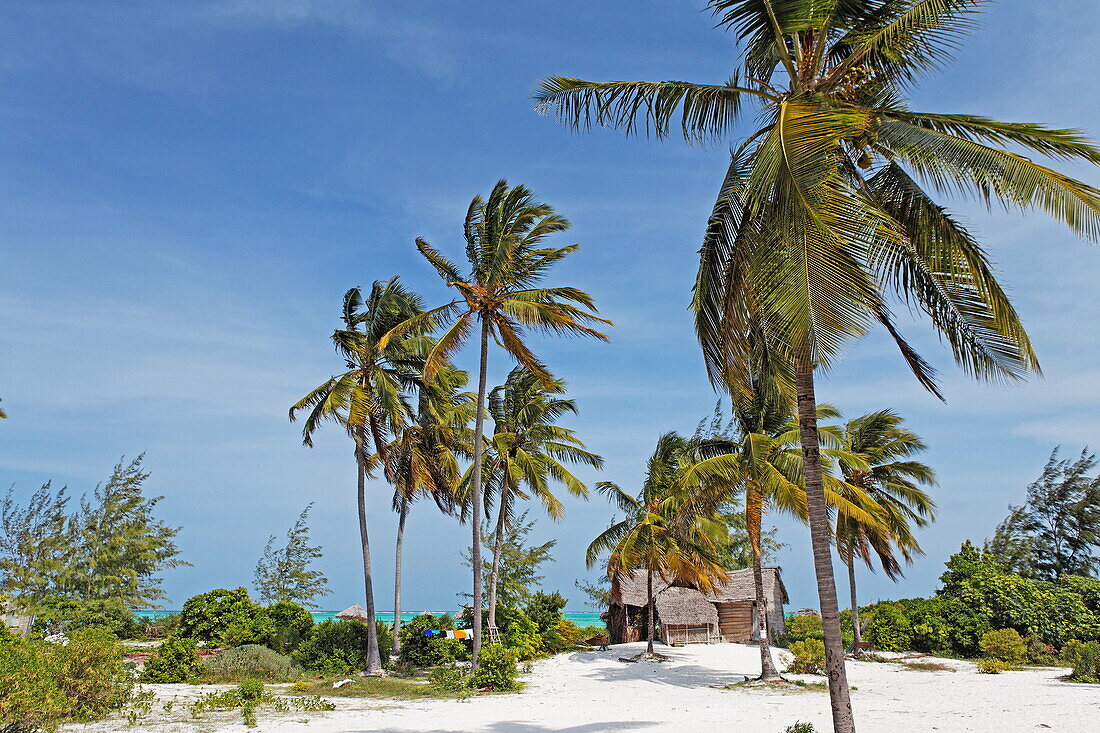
[263,600,314,654]
[786,639,827,675]
[292,618,393,674]
[0,626,135,732]
[201,644,301,683]
[864,603,912,652]
[190,679,335,729]
[387,179,610,666]
[979,629,1027,666]
[1064,640,1100,682]
[784,724,816,733]
[31,597,140,639]
[975,658,1009,674]
[140,635,203,683]
[175,587,272,646]
[468,643,519,690]
[427,663,470,693]
[253,504,330,608]
[397,613,467,668]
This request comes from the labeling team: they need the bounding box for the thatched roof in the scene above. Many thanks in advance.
[655,586,720,627]
[611,567,788,608]
[335,604,369,621]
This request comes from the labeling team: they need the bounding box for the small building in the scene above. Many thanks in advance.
[606,567,788,645]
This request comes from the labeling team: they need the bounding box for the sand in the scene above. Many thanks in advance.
[77,642,1100,732]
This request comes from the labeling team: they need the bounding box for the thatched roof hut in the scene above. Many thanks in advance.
[335,604,370,622]
[606,567,788,646]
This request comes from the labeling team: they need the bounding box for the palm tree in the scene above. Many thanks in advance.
[476,366,602,628]
[589,433,729,657]
[687,397,876,680]
[382,363,474,655]
[383,180,611,664]
[290,279,428,674]
[536,4,1100,728]
[835,410,936,646]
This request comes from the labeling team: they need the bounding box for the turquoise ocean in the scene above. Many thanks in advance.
[135,610,604,626]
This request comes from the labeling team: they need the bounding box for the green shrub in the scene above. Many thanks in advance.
[785,640,826,675]
[979,628,1027,665]
[469,643,518,690]
[265,601,314,654]
[976,658,1009,674]
[291,619,393,674]
[898,597,953,654]
[1061,639,1087,665]
[525,592,575,653]
[784,615,823,645]
[1066,640,1100,682]
[0,626,134,731]
[427,664,468,693]
[176,588,273,645]
[398,614,467,668]
[497,607,543,661]
[202,644,301,682]
[865,603,912,652]
[237,678,264,701]
[141,636,203,683]
[784,724,816,733]
[1024,636,1058,665]
[32,597,140,639]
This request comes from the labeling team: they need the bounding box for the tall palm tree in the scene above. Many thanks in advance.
[536,3,1100,728]
[381,363,474,655]
[383,180,611,664]
[290,279,428,674]
[835,410,936,646]
[687,397,876,680]
[476,366,602,628]
[589,432,729,657]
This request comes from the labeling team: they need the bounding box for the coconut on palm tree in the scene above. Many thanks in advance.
[290,279,429,674]
[835,410,936,647]
[589,432,730,657]
[383,180,610,664]
[536,3,1100,728]
[475,366,601,629]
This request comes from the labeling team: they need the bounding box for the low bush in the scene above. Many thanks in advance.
[140,635,204,683]
[864,603,912,652]
[427,664,469,693]
[202,644,301,683]
[176,588,274,646]
[976,658,1009,674]
[265,602,314,654]
[784,724,816,733]
[292,619,393,674]
[469,643,519,691]
[1066,640,1100,683]
[979,628,1027,665]
[0,626,134,731]
[398,614,467,668]
[784,640,826,675]
[783,615,823,645]
[1024,636,1058,665]
[190,679,334,728]
[31,597,140,639]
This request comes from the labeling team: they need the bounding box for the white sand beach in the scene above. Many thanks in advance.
[81,642,1100,733]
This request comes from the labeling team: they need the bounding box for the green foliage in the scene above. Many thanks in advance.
[253,504,330,608]
[32,597,139,639]
[785,639,826,675]
[202,644,301,683]
[525,591,574,654]
[141,635,203,683]
[0,626,135,731]
[237,678,264,701]
[864,603,912,652]
[1066,640,1100,683]
[468,643,519,690]
[714,508,784,571]
[784,724,816,733]
[189,682,334,728]
[397,614,467,668]
[986,448,1100,580]
[784,615,823,644]
[427,664,469,693]
[292,619,393,674]
[468,513,556,610]
[1024,636,1058,665]
[176,588,273,645]
[976,658,1010,674]
[265,601,314,654]
[979,629,1027,665]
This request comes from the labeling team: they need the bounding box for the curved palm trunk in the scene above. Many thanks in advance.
[646,569,656,655]
[355,445,383,675]
[795,361,855,733]
[747,484,781,680]
[487,489,509,629]
[392,499,408,656]
[847,557,862,648]
[469,320,490,666]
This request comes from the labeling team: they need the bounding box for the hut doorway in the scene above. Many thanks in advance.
[715,600,754,643]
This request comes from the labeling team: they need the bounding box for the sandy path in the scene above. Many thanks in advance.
[81,642,1100,732]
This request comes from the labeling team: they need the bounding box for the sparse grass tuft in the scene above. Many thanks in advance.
[290,675,474,700]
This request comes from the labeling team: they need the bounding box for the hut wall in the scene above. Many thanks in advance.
[607,603,649,644]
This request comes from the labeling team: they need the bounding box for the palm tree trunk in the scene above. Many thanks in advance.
[646,569,655,655]
[487,489,509,630]
[392,498,408,657]
[795,360,855,733]
[469,320,490,665]
[847,557,862,647]
[355,445,383,675]
[748,482,783,677]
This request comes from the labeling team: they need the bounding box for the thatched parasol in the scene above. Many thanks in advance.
[335,604,370,622]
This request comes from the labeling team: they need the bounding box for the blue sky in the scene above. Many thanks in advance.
[2,1,1100,613]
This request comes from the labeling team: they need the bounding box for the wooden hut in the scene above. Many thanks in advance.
[606,567,788,645]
